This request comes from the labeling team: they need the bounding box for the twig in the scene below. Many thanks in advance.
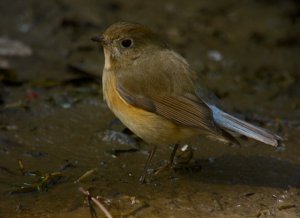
[74,168,98,183]
[18,159,25,175]
[79,187,113,218]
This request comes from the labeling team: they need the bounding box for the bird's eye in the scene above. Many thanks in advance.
[121,39,133,48]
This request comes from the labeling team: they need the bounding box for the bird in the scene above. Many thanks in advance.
[91,22,283,182]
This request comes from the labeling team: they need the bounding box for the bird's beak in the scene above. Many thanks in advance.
[91,35,105,45]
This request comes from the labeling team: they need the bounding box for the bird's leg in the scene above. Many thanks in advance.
[154,144,179,176]
[156,144,200,175]
[169,143,179,166]
[139,145,157,183]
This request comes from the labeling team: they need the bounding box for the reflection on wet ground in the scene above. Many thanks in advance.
[1,0,300,217]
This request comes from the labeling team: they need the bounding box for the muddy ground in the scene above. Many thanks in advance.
[1,0,300,217]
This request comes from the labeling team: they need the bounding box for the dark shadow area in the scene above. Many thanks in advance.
[181,155,300,188]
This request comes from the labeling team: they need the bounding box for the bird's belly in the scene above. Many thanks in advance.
[103,74,197,145]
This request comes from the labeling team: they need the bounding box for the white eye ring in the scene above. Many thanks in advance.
[121,38,133,48]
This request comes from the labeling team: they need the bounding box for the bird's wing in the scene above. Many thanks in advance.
[115,49,221,135]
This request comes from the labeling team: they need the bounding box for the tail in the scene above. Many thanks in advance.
[210,105,283,147]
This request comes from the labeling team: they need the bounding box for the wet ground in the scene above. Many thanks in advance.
[1,0,300,217]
